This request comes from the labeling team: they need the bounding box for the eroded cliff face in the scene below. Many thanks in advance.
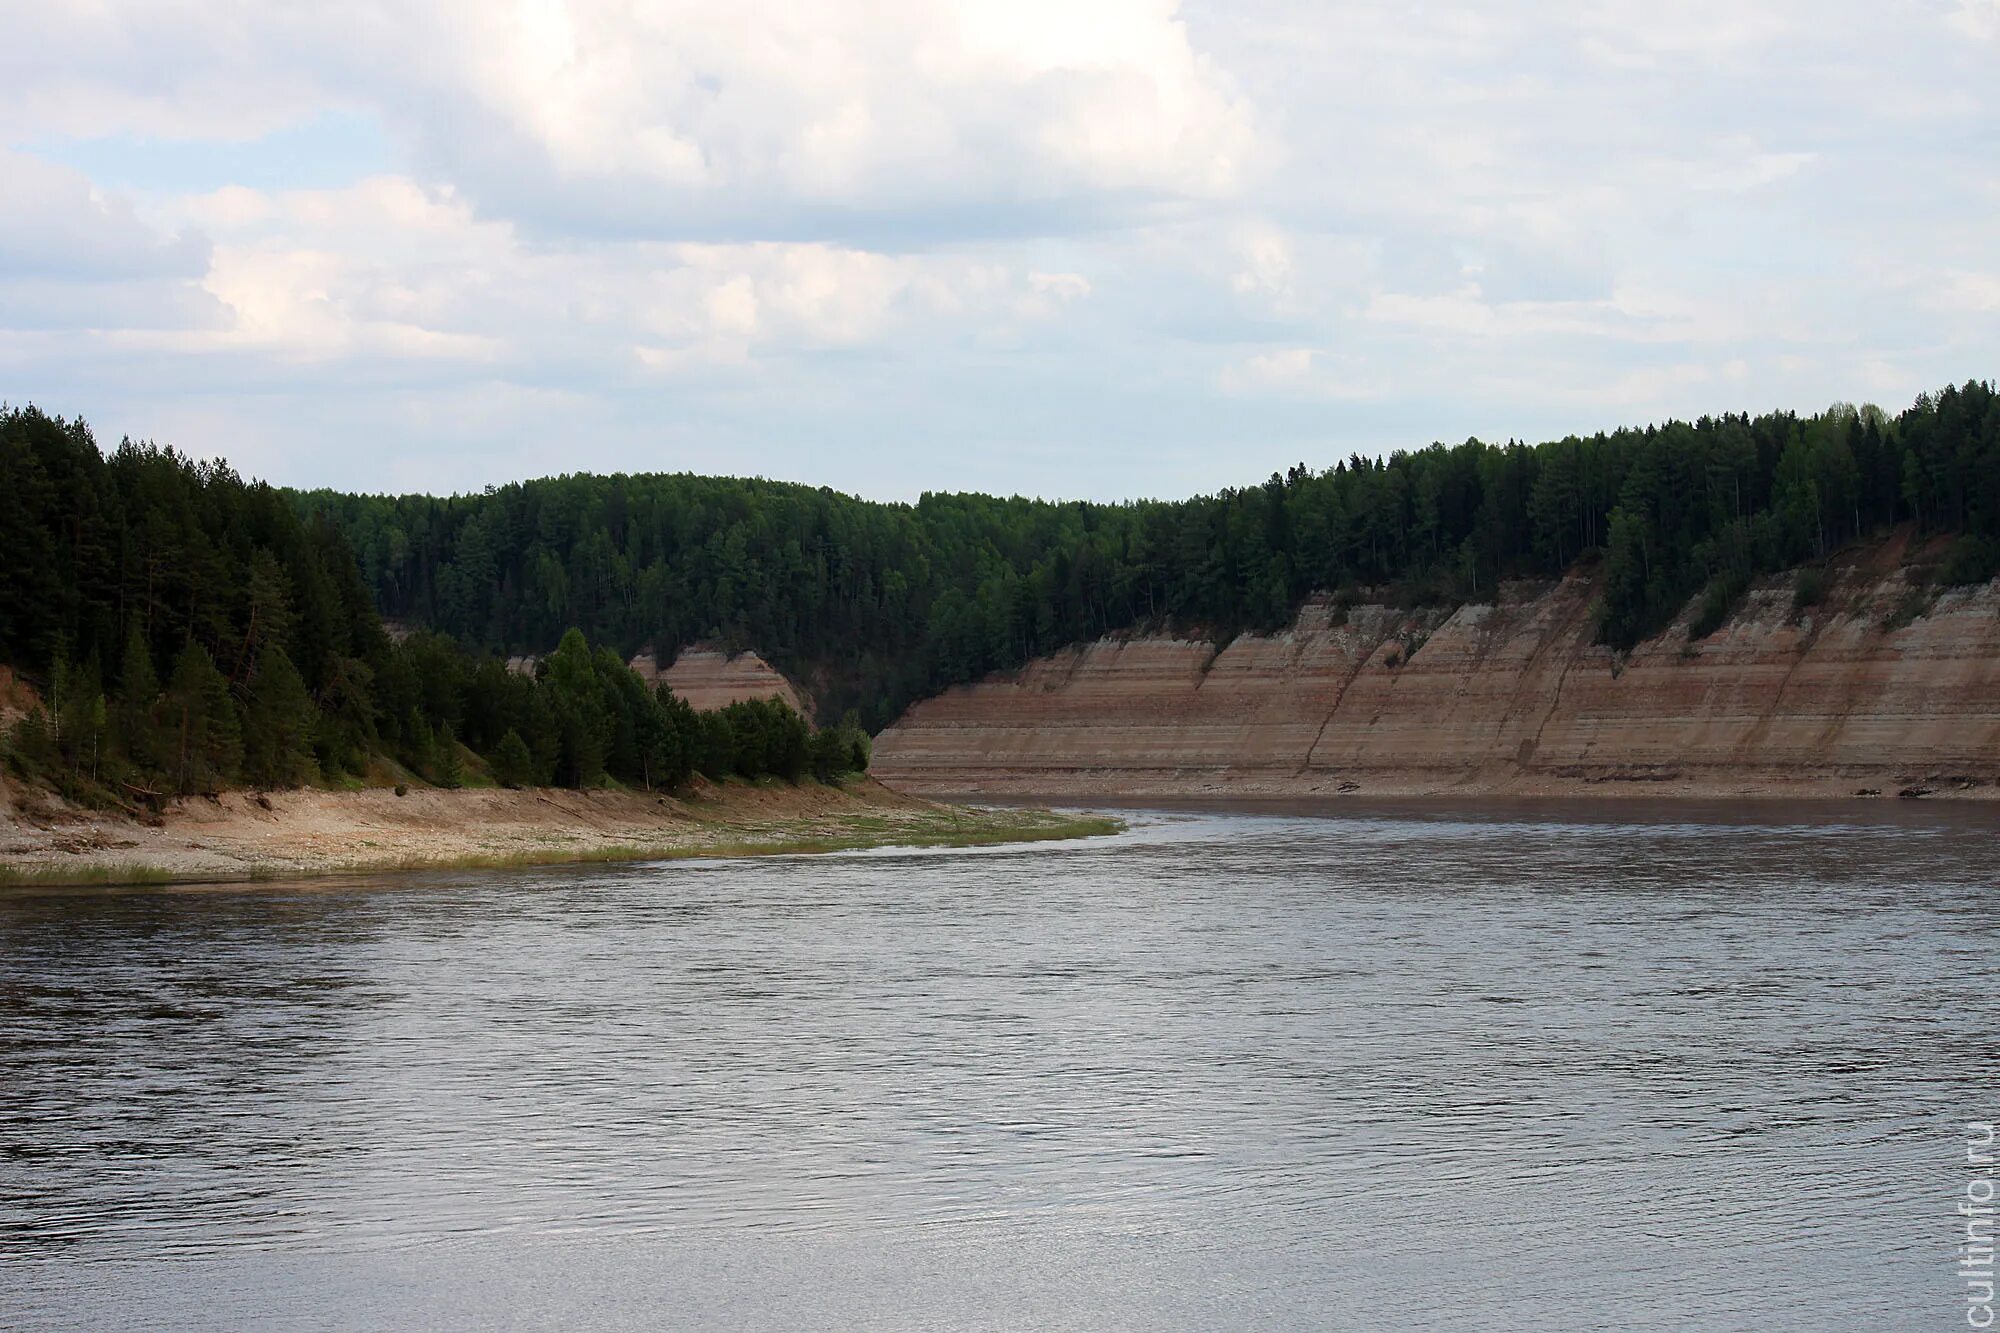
[629,644,814,720]
[874,546,2000,798]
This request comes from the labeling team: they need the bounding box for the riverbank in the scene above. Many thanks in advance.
[879,771,2000,801]
[874,540,2000,802]
[0,777,1119,887]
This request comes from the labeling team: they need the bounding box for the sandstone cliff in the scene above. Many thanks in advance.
[629,644,814,719]
[874,542,2000,799]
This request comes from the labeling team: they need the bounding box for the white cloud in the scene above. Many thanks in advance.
[1220,345,1314,392]
[1571,2,1793,69]
[1218,346,1384,401]
[1228,223,1295,303]
[1919,270,2000,315]
[1,0,1994,500]
[0,151,206,280]
[100,176,1093,378]
[4,1,1264,242]
[1948,0,2000,40]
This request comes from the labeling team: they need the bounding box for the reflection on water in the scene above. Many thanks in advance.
[1,801,1995,1330]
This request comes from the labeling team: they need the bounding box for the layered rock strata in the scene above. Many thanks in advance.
[629,644,814,719]
[873,553,2000,799]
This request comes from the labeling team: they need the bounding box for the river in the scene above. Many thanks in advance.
[2,800,1994,1329]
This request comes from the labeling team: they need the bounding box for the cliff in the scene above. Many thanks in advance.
[0,666,36,730]
[628,644,814,719]
[874,540,2000,799]
[481,642,810,719]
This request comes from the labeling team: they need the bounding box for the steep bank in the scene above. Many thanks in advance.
[0,778,1115,886]
[628,644,814,719]
[873,541,2000,799]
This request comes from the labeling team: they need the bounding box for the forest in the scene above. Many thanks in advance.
[3,382,1995,799]
[0,407,868,804]
[301,381,1999,725]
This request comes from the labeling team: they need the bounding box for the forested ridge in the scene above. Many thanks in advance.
[4,383,1995,803]
[301,381,1999,725]
[0,407,867,804]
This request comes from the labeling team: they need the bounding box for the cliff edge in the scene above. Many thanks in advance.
[873,541,2000,799]
[629,644,814,720]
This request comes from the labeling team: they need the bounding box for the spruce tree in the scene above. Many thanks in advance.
[808,728,847,783]
[491,729,534,789]
[435,721,464,789]
[114,628,162,780]
[243,646,316,788]
[697,712,736,780]
[168,642,242,794]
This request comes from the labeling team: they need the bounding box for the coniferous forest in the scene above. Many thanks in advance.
[305,382,1998,722]
[2,381,1996,800]
[0,408,867,804]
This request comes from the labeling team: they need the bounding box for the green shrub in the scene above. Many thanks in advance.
[1940,536,2000,587]
[1793,567,1828,612]
[1883,585,1933,632]
[1689,569,1749,640]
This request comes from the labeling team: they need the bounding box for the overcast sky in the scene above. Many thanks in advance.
[3,1,1995,501]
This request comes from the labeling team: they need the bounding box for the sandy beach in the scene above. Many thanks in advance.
[0,776,1115,886]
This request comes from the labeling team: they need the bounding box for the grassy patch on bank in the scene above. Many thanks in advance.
[0,862,177,888]
[0,808,1124,889]
[328,812,1125,877]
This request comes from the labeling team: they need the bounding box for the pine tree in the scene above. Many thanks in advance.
[435,721,464,789]
[697,711,737,779]
[5,708,56,782]
[237,550,296,680]
[45,646,71,762]
[491,729,534,789]
[649,687,698,789]
[844,726,871,776]
[114,628,162,781]
[76,691,108,785]
[243,646,316,788]
[45,649,108,785]
[168,642,242,794]
[808,728,848,783]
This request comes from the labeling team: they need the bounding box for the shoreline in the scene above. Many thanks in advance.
[6,763,1988,891]
[874,768,2000,802]
[0,778,1121,889]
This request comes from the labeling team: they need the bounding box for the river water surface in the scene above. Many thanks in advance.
[2,800,1995,1330]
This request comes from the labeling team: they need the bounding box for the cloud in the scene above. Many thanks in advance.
[98,175,1093,382]
[1218,347,1384,402]
[0,150,207,281]
[1914,270,2000,315]
[4,1,1264,245]
[1228,223,1296,304]
[1948,0,2000,40]
[1216,345,1320,398]
[1569,1,1794,69]
[0,150,224,341]
[427,0,1263,239]
[0,0,1994,502]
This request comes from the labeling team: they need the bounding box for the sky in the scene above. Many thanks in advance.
[2,1,1995,502]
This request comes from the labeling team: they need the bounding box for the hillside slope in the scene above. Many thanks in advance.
[628,644,815,720]
[872,540,2000,798]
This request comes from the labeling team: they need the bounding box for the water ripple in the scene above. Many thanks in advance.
[1,799,1995,1330]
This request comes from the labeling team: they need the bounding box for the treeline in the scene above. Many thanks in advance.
[300,382,2000,724]
[0,407,867,803]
